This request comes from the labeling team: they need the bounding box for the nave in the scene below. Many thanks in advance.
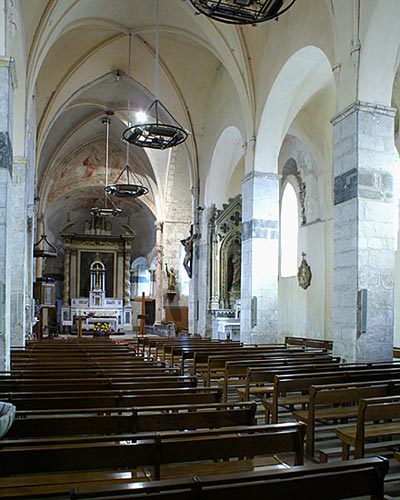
[0,336,398,499]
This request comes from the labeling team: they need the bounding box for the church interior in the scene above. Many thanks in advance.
[2,0,400,497]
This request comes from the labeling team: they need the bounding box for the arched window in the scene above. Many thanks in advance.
[130,257,151,297]
[280,183,299,277]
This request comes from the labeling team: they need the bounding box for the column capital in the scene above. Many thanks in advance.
[242,171,281,185]
[154,220,164,232]
[0,56,17,89]
[331,100,396,126]
[13,156,28,166]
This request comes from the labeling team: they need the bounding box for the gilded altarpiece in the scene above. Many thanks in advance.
[209,195,242,340]
[60,217,134,331]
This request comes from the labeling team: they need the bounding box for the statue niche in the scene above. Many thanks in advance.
[227,241,241,307]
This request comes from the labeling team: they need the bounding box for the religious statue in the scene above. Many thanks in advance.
[181,228,199,278]
[230,248,241,290]
[165,264,177,293]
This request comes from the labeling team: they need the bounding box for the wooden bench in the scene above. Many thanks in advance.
[204,351,336,388]
[237,360,342,403]
[335,394,400,459]
[69,456,389,500]
[263,365,400,424]
[7,402,257,438]
[0,423,306,498]
[217,357,339,402]
[285,336,333,351]
[189,347,326,381]
[292,379,400,457]
[1,386,222,410]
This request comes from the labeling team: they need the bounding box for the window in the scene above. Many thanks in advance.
[280,182,299,277]
[130,258,151,297]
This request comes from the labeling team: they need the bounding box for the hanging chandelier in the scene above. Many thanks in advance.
[189,0,296,25]
[106,34,150,198]
[122,0,189,150]
[90,112,122,216]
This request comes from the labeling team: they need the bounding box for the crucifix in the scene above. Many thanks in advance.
[134,292,152,335]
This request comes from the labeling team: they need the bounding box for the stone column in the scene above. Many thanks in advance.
[34,218,43,279]
[123,239,132,305]
[117,251,124,298]
[10,157,29,347]
[70,250,77,298]
[332,101,397,362]
[241,171,280,344]
[0,56,14,369]
[155,221,163,324]
[62,247,71,306]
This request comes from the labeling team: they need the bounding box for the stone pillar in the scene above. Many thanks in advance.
[123,239,132,305]
[10,157,29,347]
[155,221,163,324]
[241,171,280,344]
[332,101,397,362]
[117,252,124,298]
[70,250,77,298]
[0,56,14,369]
[62,247,71,306]
[34,218,43,279]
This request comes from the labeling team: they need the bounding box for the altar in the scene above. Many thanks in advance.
[61,214,134,332]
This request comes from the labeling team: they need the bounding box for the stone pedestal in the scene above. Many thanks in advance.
[241,171,280,344]
[332,101,397,362]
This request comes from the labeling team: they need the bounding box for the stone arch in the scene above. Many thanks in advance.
[204,126,244,208]
[254,46,334,175]
[359,0,400,105]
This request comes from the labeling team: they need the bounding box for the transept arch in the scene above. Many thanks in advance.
[204,126,244,208]
[254,45,335,175]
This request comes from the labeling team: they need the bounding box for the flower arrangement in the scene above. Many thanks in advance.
[93,322,109,336]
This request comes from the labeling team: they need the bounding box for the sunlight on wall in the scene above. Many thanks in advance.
[131,259,151,297]
[281,183,299,277]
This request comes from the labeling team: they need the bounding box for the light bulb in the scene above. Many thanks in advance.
[136,111,147,123]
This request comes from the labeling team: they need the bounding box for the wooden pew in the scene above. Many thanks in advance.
[292,379,400,457]
[285,336,333,351]
[0,422,305,476]
[1,379,228,411]
[219,358,339,403]
[0,423,306,498]
[335,394,400,459]
[238,362,353,404]
[187,347,324,380]
[204,351,336,388]
[69,457,389,500]
[263,364,400,424]
[7,402,257,438]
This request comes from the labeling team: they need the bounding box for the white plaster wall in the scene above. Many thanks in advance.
[278,221,330,342]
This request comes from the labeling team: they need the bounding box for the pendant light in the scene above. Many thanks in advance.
[90,112,122,216]
[122,0,189,150]
[189,0,296,25]
[105,34,149,198]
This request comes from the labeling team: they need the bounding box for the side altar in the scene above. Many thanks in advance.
[60,214,134,332]
[208,195,242,341]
